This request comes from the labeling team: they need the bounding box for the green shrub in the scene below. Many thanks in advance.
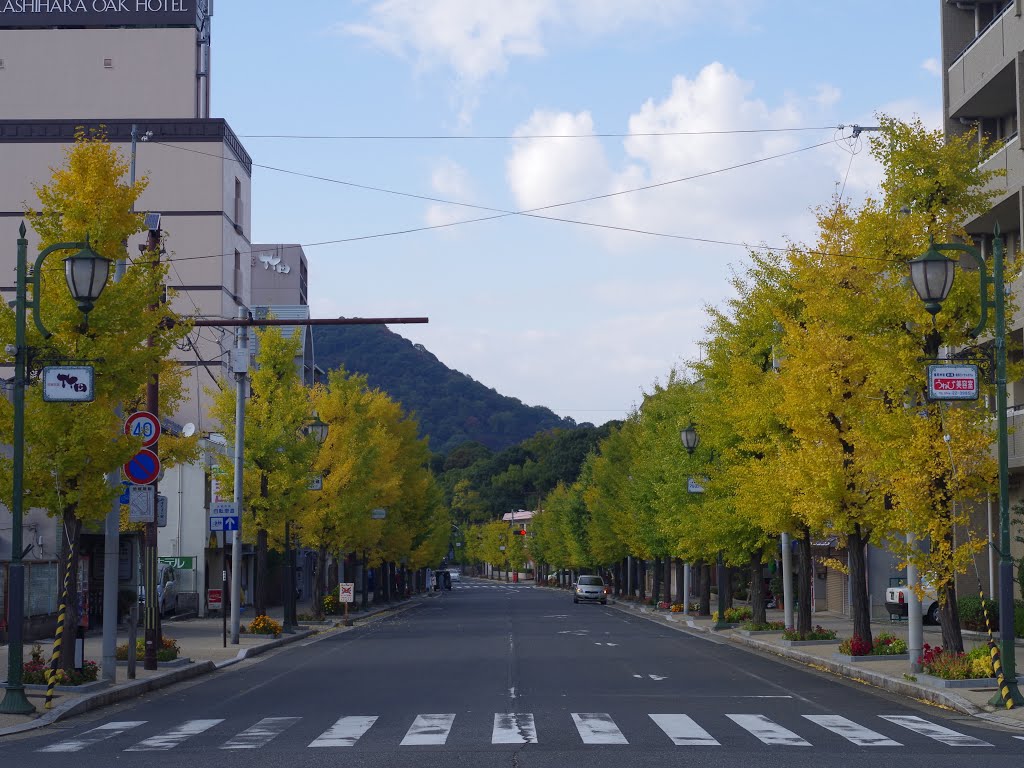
[957,595,997,631]
[116,635,179,662]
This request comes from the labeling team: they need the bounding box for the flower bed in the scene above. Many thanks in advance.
[22,645,99,686]
[116,635,179,662]
[248,614,282,637]
[740,620,786,632]
[782,625,837,642]
[838,632,907,657]
[918,643,993,680]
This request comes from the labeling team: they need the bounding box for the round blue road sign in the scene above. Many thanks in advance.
[124,448,160,485]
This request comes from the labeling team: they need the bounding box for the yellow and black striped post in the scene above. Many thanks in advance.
[44,546,75,710]
[980,587,1015,710]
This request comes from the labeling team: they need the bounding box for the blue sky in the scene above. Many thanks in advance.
[211,1,941,426]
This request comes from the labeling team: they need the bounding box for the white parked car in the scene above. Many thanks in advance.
[885,580,940,624]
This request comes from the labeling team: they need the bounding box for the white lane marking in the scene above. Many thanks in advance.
[309,715,378,747]
[738,695,793,699]
[649,674,667,681]
[803,715,901,746]
[492,713,538,744]
[221,717,300,749]
[126,719,224,751]
[557,629,589,635]
[572,712,628,745]
[727,714,811,746]
[650,714,720,746]
[401,714,456,746]
[39,721,147,753]
[879,715,992,747]
[633,674,643,678]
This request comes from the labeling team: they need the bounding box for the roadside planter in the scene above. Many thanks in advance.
[832,652,910,663]
[781,638,840,647]
[917,673,998,689]
[740,629,785,637]
[23,679,110,694]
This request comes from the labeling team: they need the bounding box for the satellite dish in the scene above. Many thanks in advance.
[182,423,196,437]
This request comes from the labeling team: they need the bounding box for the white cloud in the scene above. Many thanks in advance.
[921,58,941,76]
[506,63,837,254]
[814,84,841,108]
[425,158,477,228]
[338,1,735,119]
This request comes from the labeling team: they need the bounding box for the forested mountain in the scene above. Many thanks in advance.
[312,324,581,454]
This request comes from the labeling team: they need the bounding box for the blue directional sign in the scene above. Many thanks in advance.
[119,481,131,504]
[209,515,239,532]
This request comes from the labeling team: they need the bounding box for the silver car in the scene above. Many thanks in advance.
[573,575,608,604]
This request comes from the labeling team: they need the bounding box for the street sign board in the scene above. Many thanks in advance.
[339,583,355,603]
[159,557,195,569]
[128,484,155,523]
[42,366,94,402]
[207,589,223,611]
[119,481,131,505]
[210,515,239,532]
[125,411,161,447]
[211,501,237,517]
[687,477,705,494]
[124,448,160,485]
[157,495,167,528]
[307,474,323,491]
[928,364,980,401]
[371,508,386,520]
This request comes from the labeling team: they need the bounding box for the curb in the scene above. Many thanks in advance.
[607,599,1024,728]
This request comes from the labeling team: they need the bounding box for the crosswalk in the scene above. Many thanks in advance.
[35,711,1001,752]
[452,583,531,590]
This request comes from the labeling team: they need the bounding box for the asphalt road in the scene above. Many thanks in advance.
[1,577,1020,768]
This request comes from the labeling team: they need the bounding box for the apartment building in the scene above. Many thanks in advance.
[0,1,252,627]
[940,0,1024,597]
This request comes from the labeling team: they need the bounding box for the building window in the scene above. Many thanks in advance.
[234,250,242,297]
[233,178,243,234]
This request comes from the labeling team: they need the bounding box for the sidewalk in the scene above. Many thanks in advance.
[607,596,1024,731]
[0,592,430,736]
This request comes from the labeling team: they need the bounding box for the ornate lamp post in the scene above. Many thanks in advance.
[1,225,111,715]
[907,231,1023,707]
[681,425,729,630]
[282,413,329,633]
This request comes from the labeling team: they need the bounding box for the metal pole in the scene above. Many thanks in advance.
[992,233,1023,704]
[713,552,729,630]
[142,230,161,672]
[230,308,246,644]
[781,532,794,630]
[682,563,691,616]
[101,128,133,681]
[906,533,922,673]
[0,225,33,715]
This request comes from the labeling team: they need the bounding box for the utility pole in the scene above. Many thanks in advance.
[143,222,162,671]
[230,307,247,644]
[100,124,138,683]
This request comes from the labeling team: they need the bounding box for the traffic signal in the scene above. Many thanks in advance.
[518,528,527,536]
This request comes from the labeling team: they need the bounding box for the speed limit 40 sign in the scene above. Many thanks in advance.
[125,411,161,447]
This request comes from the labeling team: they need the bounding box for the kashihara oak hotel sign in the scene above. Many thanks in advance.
[0,0,205,27]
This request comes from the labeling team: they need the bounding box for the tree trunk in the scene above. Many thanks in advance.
[652,556,662,604]
[361,552,369,609]
[57,511,82,672]
[675,558,684,604]
[638,560,647,602]
[939,580,964,653]
[666,558,674,603]
[254,472,270,617]
[846,524,873,646]
[751,552,766,626]
[314,546,327,619]
[797,529,812,637]
[698,561,711,616]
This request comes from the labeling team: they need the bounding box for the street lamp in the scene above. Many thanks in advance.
[281,413,330,633]
[1,224,111,715]
[681,425,728,630]
[907,229,1022,707]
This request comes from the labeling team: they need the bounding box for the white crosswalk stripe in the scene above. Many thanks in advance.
[32,711,1003,752]
[879,715,993,747]
[803,715,902,746]
[727,714,811,746]
[401,714,456,745]
[492,713,538,743]
[649,713,719,746]
[126,719,223,751]
[309,715,378,747]
[39,721,147,753]
[220,717,301,749]
[572,712,628,744]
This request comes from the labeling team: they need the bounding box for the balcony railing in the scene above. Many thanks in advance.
[950,1,1015,67]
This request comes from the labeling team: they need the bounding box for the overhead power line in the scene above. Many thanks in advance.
[237,126,843,140]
